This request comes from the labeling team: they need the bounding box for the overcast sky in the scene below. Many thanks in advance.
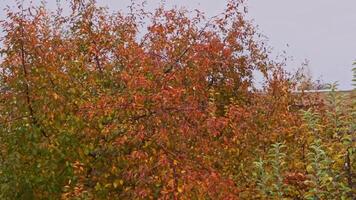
[1,0,355,89]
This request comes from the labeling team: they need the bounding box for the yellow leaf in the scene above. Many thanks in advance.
[178,186,183,193]
[53,92,59,100]
[173,160,178,166]
[114,179,124,188]
[306,165,314,173]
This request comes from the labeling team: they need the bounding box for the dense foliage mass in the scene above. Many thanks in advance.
[0,0,354,199]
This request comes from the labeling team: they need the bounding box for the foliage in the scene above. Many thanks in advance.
[0,0,354,199]
[252,87,355,200]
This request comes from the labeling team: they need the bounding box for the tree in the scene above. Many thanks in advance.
[0,0,278,198]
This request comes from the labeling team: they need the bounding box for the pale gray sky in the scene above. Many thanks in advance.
[1,0,355,89]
